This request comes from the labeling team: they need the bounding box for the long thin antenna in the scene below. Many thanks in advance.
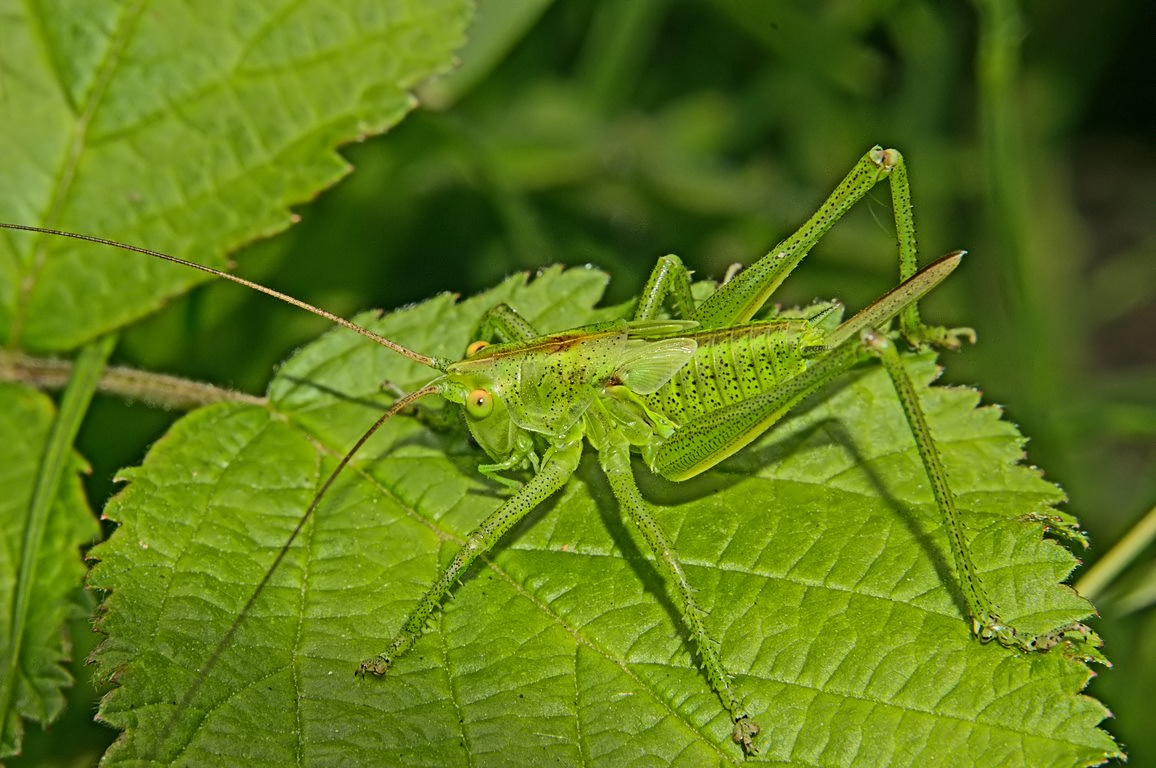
[0,223,446,371]
[153,380,444,757]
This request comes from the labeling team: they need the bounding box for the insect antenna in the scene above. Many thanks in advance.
[154,380,444,754]
[0,223,448,371]
[2,221,456,754]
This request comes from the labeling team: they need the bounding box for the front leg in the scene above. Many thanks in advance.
[358,433,581,677]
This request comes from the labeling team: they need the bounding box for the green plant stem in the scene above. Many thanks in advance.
[0,336,113,749]
[1075,503,1156,601]
[577,0,665,112]
[972,0,1071,478]
[0,350,265,410]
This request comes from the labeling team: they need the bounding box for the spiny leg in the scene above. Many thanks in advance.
[596,430,759,755]
[630,148,929,335]
[881,151,974,349]
[864,329,1038,650]
[684,146,971,351]
[358,436,582,676]
[869,329,1098,659]
[694,146,900,330]
[633,254,697,322]
[469,302,542,348]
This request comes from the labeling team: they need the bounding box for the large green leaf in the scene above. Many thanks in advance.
[0,0,471,352]
[89,266,1117,765]
[0,0,471,759]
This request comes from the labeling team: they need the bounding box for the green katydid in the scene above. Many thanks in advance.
[2,145,1090,758]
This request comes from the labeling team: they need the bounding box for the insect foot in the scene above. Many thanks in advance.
[355,658,390,678]
[980,617,1105,664]
[974,614,1017,647]
[356,634,413,678]
[905,322,978,351]
[1040,623,1107,665]
[731,715,761,757]
[1020,510,1090,548]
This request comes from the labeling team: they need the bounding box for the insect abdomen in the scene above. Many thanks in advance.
[642,321,820,426]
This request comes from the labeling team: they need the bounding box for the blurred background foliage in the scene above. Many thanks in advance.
[18,0,1151,764]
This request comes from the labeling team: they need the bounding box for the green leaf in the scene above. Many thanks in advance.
[0,382,101,757]
[0,0,472,352]
[0,0,471,758]
[89,268,1117,765]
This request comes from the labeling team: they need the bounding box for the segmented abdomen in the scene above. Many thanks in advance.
[642,321,820,426]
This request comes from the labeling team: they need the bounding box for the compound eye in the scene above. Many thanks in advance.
[466,340,490,356]
[465,388,494,419]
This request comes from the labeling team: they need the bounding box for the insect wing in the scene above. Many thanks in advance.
[615,337,698,394]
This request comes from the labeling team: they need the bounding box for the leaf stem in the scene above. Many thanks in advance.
[0,350,266,410]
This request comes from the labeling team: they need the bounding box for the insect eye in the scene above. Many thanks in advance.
[466,340,490,356]
[465,388,494,418]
